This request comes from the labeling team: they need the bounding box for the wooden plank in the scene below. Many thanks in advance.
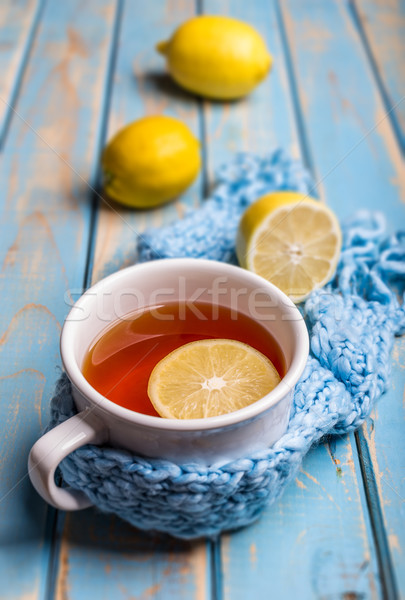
[201,0,299,181]
[200,0,382,597]
[279,0,405,595]
[52,2,211,598]
[359,336,405,595]
[280,0,404,226]
[0,1,118,598]
[222,437,379,599]
[352,0,405,150]
[0,0,43,143]
[55,511,209,600]
[90,0,203,284]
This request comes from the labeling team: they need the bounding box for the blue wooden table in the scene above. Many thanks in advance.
[0,1,404,598]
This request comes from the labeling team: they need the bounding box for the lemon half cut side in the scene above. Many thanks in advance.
[236,192,342,303]
[147,339,281,419]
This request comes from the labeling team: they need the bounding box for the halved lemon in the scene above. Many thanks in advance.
[236,192,342,303]
[147,339,280,419]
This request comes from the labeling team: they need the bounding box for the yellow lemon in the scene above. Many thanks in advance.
[147,339,280,419]
[102,115,200,209]
[236,192,342,303]
[156,16,272,100]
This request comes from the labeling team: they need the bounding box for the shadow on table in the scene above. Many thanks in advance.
[139,71,246,107]
[61,508,202,556]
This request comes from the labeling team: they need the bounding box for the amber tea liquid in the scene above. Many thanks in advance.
[82,301,285,416]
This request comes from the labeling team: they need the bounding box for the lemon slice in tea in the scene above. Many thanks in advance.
[147,339,281,419]
[236,192,342,303]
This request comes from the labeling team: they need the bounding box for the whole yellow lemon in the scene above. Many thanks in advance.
[102,115,200,209]
[156,15,272,100]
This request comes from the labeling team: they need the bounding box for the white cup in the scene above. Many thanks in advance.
[28,258,309,511]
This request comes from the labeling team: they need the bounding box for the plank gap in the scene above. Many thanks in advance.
[209,537,223,600]
[274,0,317,186]
[0,0,46,148]
[46,0,124,594]
[355,430,399,600]
[197,4,223,593]
[198,0,213,200]
[82,0,125,289]
[44,510,65,600]
[261,1,400,596]
[347,0,405,155]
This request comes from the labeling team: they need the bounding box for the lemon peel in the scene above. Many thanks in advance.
[102,115,200,209]
[157,15,272,100]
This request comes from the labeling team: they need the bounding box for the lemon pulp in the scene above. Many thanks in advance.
[147,339,281,419]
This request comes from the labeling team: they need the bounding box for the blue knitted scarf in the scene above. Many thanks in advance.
[47,152,405,539]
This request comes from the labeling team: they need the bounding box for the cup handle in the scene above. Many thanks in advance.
[28,409,108,511]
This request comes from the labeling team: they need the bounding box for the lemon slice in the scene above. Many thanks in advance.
[236,192,342,303]
[147,339,280,419]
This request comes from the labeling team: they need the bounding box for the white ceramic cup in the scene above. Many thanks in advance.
[28,258,309,511]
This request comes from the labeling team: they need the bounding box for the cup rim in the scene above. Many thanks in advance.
[60,258,309,432]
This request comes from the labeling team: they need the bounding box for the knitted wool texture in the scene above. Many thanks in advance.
[47,152,405,539]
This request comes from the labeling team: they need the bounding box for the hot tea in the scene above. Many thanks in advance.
[82,301,285,416]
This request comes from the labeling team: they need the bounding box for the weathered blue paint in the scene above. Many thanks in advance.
[353,0,405,151]
[221,438,380,600]
[55,511,210,600]
[358,335,405,595]
[0,1,118,598]
[200,0,298,181]
[0,0,44,145]
[201,0,382,597]
[279,0,404,229]
[87,0,203,284]
[0,0,403,598]
[51,2,211,599]
[356,429,399,600]
[279,0,405,596]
